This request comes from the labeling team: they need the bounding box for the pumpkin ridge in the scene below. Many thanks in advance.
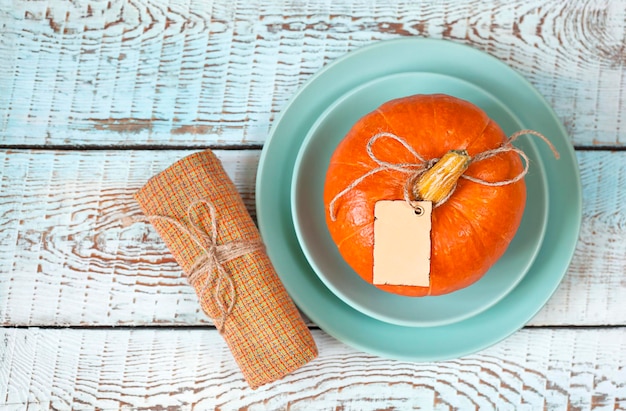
[448,180,524,266]
[431,96,438,143]
[464,150,523,182]
[467,118,493,153]
[336,221,372,251]
[434,199,491,290]
[456,177,524,237]
[449,198,490,253]
[329,160,372,169]
[375,108,398,136]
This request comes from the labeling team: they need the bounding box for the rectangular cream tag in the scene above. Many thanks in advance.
[373,200,432,287]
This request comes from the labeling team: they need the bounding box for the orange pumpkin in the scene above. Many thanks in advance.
[323,94,526,297]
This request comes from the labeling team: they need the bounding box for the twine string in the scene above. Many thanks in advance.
[140,199,265,332]
[329,129,559,221]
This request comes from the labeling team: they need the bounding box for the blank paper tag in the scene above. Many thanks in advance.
[373,200,432,287]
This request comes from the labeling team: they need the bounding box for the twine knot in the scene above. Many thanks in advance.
[147,199,265,332]
[329,129,559,221]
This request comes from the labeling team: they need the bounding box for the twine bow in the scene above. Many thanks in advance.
[329,129,559,221]
[147,199,265,332]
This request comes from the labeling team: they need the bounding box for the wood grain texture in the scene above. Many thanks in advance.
[0,149,257,326]
[0,0,623,408]
[1,328,624,410]
[0,149,624,327]
[1,0,624,147]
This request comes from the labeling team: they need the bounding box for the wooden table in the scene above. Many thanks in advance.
[1,1,625,409]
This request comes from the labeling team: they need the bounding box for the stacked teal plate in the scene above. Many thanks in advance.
[290,71,549,328]
[256,38,581,361]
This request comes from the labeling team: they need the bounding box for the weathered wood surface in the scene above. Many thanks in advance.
[1,328,624,410]
[0,149,255,327]
[1,0,625,408]
[0,149,624,327]
[1,0,624,147]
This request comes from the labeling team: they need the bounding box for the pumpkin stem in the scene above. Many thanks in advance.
[414,150,471,203]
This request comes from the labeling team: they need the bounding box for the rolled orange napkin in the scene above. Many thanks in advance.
[134,150,317,388]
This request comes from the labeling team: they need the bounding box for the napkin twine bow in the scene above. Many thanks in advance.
[147,199,264,331]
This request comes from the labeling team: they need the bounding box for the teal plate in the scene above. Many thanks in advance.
[256,38,582,361]
[290,71,548,327]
